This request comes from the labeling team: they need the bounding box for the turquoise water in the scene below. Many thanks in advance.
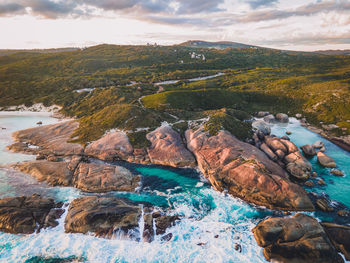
[271,118,350,207]
[0,114,269,263]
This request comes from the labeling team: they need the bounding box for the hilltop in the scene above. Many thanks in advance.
[178,40,260,49]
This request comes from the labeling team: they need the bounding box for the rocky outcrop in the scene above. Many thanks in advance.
[252,213,344,263]
[65,196,179,241]
[85,131,133,161]
[322,222,350,260]
[0,194,63,234]
[185,128,314,211]
[253,133,312,181]
[317,152,337,168]
[13,160,74,186]
[73,162,140,193]
[301,144,316,157]
[146,125,196,167]
[9,121,83,156]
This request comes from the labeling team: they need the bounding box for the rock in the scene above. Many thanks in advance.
[319,146,326,152]
[85,131,134,161]
[265,137,288,153]
[73,163,139,193]
[321,222,350,260]
[317,152,337,168]
[13,160,74,186]
[252,213,343,263]
[275,113,289,123]
[260,143,278,161]
[47,154,60,162]
[301,144,316,157]
[312,171,318,177]
[234,243,242,252]
[146,125,196,167]
[296,113,302,119]
[337,210,350,217]
[317,179,327,186]
[263,114,276,123]
[286,162,310,180]
[10,121,83,156]
[256,130,266,141]
[316,198,334,212]
[143,213,179,242]
[0,194,63,234]
[281,135,290,140]
[65,196,141,237]
[285,131,292,135]
[330,170,344,176]
[257,111,270,117]
[252,120,271,135]
[185,128,314,211]
[275,149,285,159]
[280,139,299,153]
[313,141,325,149]
[284,151,312,180]
[305,180,315,187]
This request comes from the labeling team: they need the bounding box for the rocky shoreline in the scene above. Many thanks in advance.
[1,115,350,262]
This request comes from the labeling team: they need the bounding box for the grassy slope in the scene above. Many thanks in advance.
[0,44,349,145]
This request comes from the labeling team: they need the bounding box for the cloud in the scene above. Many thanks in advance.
[0,2,25,16]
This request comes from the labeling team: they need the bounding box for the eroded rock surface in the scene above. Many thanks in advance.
[317,152,337,168]
[0,194,63,234]
[253,213,344,263]
[185,128,314,211]
[73,162,139,193]
[9,121,83,156]
[322,222,350,260]
[85,131,133,161]
[146,125,196,167]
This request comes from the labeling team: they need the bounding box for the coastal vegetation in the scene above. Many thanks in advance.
[0,44,349,144]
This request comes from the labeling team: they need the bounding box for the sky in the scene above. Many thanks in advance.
[0,0,349,51]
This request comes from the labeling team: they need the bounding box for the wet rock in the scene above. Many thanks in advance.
[265,137,288,153]
[85,131,134,161]
[280,139,299,154]
[296,113,302,119]
[252,213,343,263]
[146,125,196,167]
[275,113,289,123]
[263,114,276,123]
[260,143,278,161]
[317,179,327,186]
[252,120,271,135]
[317,152,337,168]
[286,162,310,180]
[337,210,350,217]
[312,171,318,177]
[321,222,350,260]
[330,170,344,177]
[319,146,326,152]
[281,135,290,140]
[0,194,63,234]
[73,163,139,193]
[234,243,242,252]
[316,198,334,212]
[305,180,315,187]
[313,141,325,149]
[13,160,74,186]
[301,144,316,157]
[65,196,141,236]
[186,128,314,211]
[9,121,83,156]
[257,111,270,117]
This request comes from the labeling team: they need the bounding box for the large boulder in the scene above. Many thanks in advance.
[12,160,74,186]
[146,125,196,167]
[322,222,350,260]
[317,152,337,168]
[252,120,271,135]
[73,163,139,193]
[185,128,314,211]
[0,194,63,234]
[9,121,83,156]
[263,114,276,123]
[65,196,141,236]
[252,213,344,263]
[275,113,289,123]
[301,144,316,157]
[85,131,134,161]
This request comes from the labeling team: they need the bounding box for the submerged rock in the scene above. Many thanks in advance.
[73,162,139,193]
[185,128,314,211]
[0,194,63,234]
[85,131,134,161]
[9,121,83,156]
[146,125,196,167]
[252,213,343,263]
[330,170,344,176]
[317,152,337,168]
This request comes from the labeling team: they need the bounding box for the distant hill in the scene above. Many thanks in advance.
[0,48,79,56]
[178,40,260,49]
[314,50,350,55]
